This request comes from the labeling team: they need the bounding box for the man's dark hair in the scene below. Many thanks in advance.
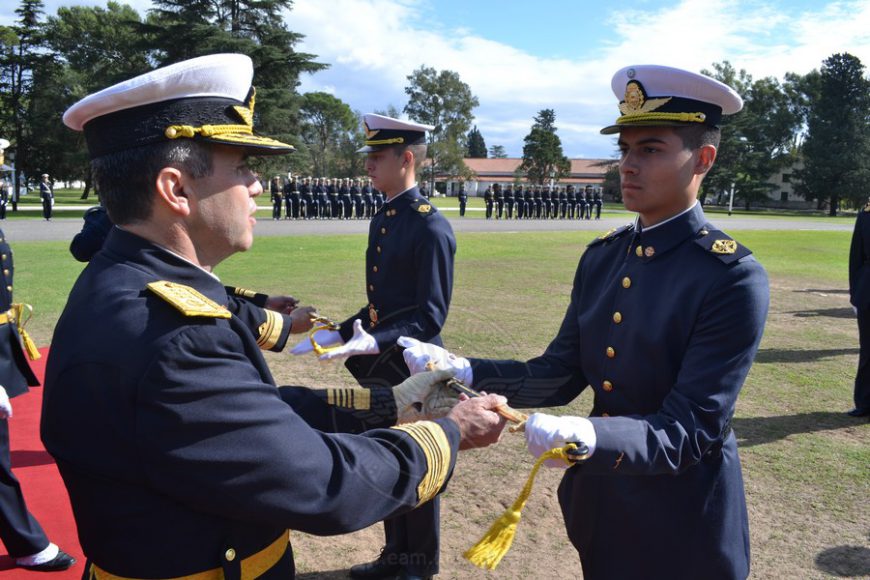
[673,124,721,150]
[390,144,428,171]
[92,140,214,225]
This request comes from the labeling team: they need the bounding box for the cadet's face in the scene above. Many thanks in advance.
[365,149,405,196]
[617,126,699,227]
[185,145,262,264]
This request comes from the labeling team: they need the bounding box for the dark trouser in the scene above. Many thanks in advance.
[343,197,353,219]
[594,201,602,219]
[485,201,493,219]
[0,204,6,220]
[272,200,282,219]
[505,201,514,219]
[42,200,52,220]
[459,201,466,217]
[495,201,503,219]
[854,310,870,411]
[0,418,49,558]
[383,497,440,575]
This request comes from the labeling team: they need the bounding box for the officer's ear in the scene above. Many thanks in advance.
[154,166,192,217]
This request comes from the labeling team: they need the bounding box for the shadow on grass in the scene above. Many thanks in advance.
[815,544,870,577]
[754,347,859,363]
[733,412,864,447]
[789,307,855,319]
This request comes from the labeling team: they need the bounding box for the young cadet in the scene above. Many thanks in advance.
[42,54,506,579]
[292,114,455,580]
[401,65,770,579]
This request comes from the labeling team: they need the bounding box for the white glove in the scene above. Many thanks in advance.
[524,413,597,469]
[393,369,459,423]
[852,305,858,316]
[290,329,342,355]
[318,319,380,361]
[397,336,473,385]
[0,386,12,420]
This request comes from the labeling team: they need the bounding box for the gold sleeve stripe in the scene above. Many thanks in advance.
[233,287,258,299]
[256,309,283,350]
[391,421,451,506]
[326,388,371,410]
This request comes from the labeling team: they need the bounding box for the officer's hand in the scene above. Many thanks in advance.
[398,336,473,385]
[447,394,508,450]
[265,295,299,314]
[393,369,459,423]
[318,319,379,361]
[524,413,597,469]
[289,306,317,334]
[0,386,12,420]
[290,329,342,355]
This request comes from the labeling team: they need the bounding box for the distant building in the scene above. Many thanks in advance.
[436,158,613,197]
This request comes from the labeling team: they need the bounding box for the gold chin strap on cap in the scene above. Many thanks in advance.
[309,314,341,356]
[0,304,41,360]
[164,123,253,140]
[364,137,405,146]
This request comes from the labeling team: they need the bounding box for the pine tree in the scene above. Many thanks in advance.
[466,126,487,158]
[519,109,570,184]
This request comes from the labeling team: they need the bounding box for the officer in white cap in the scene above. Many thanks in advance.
[292,113,457,580]
[399,65,770,579]
[43,54,506,580]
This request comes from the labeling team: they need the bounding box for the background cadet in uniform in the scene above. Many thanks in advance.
[847,203,870,417]
[270,176,282,220]
[401,64,770,580]
[292,113,456,580]
[45,54,505,580]
[39,174,53,221]
[457,184,467,217]
[0,229,76,571]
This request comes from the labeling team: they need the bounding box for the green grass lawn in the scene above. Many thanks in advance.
[10,227,869,578]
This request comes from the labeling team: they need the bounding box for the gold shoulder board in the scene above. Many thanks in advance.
[417,204,432,214]
[147,281,232,318]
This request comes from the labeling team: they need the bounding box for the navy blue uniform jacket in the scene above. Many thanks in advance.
[471,204,769,579]
[41,228,460,578]
[341,187,455,387]
[0,230,38,397]
[849,206,870,310]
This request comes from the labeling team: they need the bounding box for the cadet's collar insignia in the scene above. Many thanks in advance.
[711,239,737,255]
[618,80,672,116]
[598,227,618,240]
[588,223,634,247]
[364,121,379,139]
[147,281,231,318]
[417,204,431,214]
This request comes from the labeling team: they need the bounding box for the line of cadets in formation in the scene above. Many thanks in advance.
[268,175,605,221]
[480,183,604,220]
[269,176,387,220]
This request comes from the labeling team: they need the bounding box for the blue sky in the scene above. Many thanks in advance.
[5,0,870,158]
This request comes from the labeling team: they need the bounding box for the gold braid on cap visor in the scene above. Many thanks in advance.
[364,137,405,146]
[615,111,707,125]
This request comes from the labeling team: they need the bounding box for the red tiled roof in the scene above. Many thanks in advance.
[451,157,614,184]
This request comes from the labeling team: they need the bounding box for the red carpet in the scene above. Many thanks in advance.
[1,348,84,578]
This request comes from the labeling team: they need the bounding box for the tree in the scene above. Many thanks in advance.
[703,61,803,210]
[518,109,570,184]
[42,2,151,197]
[299,91,356,176]
[488,144,508,158]
[404,66,479,193]
[0,0,50,207]
[795,53,870,215]
[466,126,486,158]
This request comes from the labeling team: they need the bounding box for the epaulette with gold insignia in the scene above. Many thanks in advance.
[410,198,435,217]
[694,229,752,264]
[147,281,231,318]
[587,223,634,247]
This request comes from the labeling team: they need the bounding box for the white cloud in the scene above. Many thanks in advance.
[293,0,870,158]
